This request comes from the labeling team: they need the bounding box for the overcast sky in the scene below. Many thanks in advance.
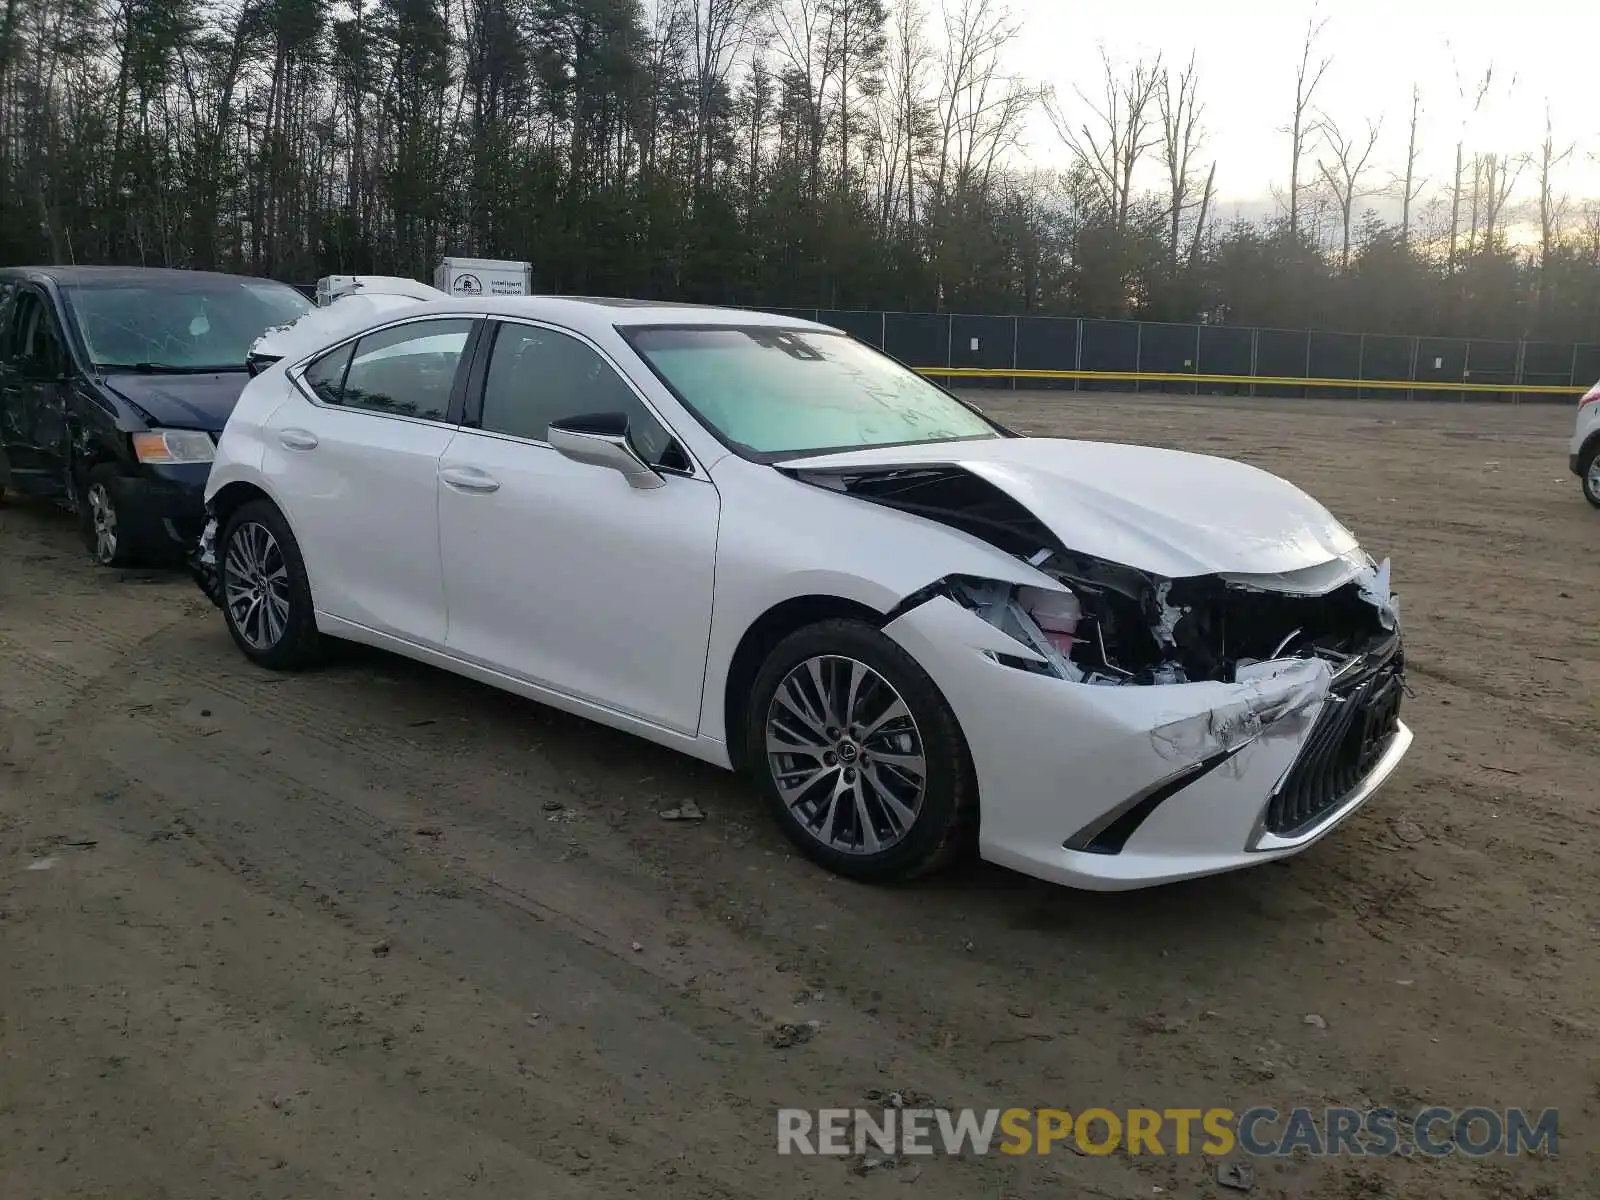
[1006,0,1600,221]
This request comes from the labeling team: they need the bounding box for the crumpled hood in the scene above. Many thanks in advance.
[777,436,1362,578]
[103,372,250,433]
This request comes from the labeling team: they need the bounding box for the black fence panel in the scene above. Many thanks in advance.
[1079,319,1139,392]
[818,309,883,347]
[1524,341,1577,390]
[1467,339,1519,399]
[1137,323,1199,394]
[950,314,1017,390]
[1358,334,1414,398]
[1016,316,1078,391]
[1573,345,1600,390]
[1256,329,1311,398]
[1197,325,1252,395]
[1416,337,1469,400]
[1308,331,1362,399]
[883,313,947,369]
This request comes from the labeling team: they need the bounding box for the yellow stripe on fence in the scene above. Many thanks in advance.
[912,366,1588,397]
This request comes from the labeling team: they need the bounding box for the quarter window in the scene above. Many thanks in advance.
[478,322,684,468]
[310,318,473,421]
[302,342,353,404]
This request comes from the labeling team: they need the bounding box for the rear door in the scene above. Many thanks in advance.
[267,315,482,646]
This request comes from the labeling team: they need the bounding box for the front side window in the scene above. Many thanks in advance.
[624,326,1001,458]
[12,292,67,379]
[319,319,474,421]
[0,283,17,361]
[65,277,313,373]
[477,322,682,468]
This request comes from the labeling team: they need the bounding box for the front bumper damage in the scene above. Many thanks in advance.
[189,516,223,607]
[880,573,1412,891]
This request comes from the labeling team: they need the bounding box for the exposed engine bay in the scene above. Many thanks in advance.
[793,464,1399,687]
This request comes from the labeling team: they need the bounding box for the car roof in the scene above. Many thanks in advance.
[0,266,305,291]
[350,293,833,335]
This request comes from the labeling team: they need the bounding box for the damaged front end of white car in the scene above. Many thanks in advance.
[786,447,1412,890]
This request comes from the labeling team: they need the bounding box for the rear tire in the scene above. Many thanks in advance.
[744,618,977,883]
[1581,443,1600,509]
[80,464,141,567]
[218,499,324,670]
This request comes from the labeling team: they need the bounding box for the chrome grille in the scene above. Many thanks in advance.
[1263,651,1404,837]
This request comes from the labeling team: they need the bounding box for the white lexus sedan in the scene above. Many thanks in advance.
[190,295,1413,891]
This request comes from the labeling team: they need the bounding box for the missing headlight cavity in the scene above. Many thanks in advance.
[807,465,1399,688]
[924,557,1395,687]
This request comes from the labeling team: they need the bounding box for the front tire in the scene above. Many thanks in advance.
[744,618,977,883]
[80,464,141,567]
[1581,443,1600,509]
[218,499,324,670]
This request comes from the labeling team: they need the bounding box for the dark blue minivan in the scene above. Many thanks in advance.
[0,267,312,565]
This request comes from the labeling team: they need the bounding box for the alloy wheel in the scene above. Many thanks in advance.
[223,521,292,651]
[764,654,927,855]
[1586,455,1600,503]
[87,482,118,564]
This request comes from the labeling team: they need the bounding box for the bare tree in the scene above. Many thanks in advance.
[1314,113,1381,269]
[1157,51,1210,266]
[678,0,773,192]
[1478,151,1526,247]
[1284,13,1331,241]
[1445,54,1500,270]
[1535,103,1574,271]
[1391,84,1425,250]
[930,0,1036,203]
[1046,44,1163,233]
[870,0,935,233]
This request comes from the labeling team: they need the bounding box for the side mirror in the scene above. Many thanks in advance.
[547,412,665,490]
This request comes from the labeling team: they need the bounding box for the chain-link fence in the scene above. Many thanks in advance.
[293,284,1599,401]
[762,309,1600,402]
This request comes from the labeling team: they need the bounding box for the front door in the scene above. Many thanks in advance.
[0,288,73,498]
[438,319,720,736]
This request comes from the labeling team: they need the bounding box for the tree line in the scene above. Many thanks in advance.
[0,0,1596,342]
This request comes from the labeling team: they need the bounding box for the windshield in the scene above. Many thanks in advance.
[624,326,1002,457]
[65,278,314,372]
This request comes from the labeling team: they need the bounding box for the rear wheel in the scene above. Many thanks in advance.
[218,499,324,670]
[1582,443,1600,509]
[744,618,977,883]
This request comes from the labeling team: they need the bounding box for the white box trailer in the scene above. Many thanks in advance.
[433,257,533,298]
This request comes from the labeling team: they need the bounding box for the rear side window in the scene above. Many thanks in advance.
[304,318,473,421]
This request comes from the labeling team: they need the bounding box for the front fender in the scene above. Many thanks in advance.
[696,454,1069,747]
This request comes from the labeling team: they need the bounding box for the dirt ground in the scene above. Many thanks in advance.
[1,391,1595,1200]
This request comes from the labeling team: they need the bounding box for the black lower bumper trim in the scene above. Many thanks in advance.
[1065,744,1247,855]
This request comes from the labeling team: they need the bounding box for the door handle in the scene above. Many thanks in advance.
[439,465,500,493]
[279,428,318,451]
